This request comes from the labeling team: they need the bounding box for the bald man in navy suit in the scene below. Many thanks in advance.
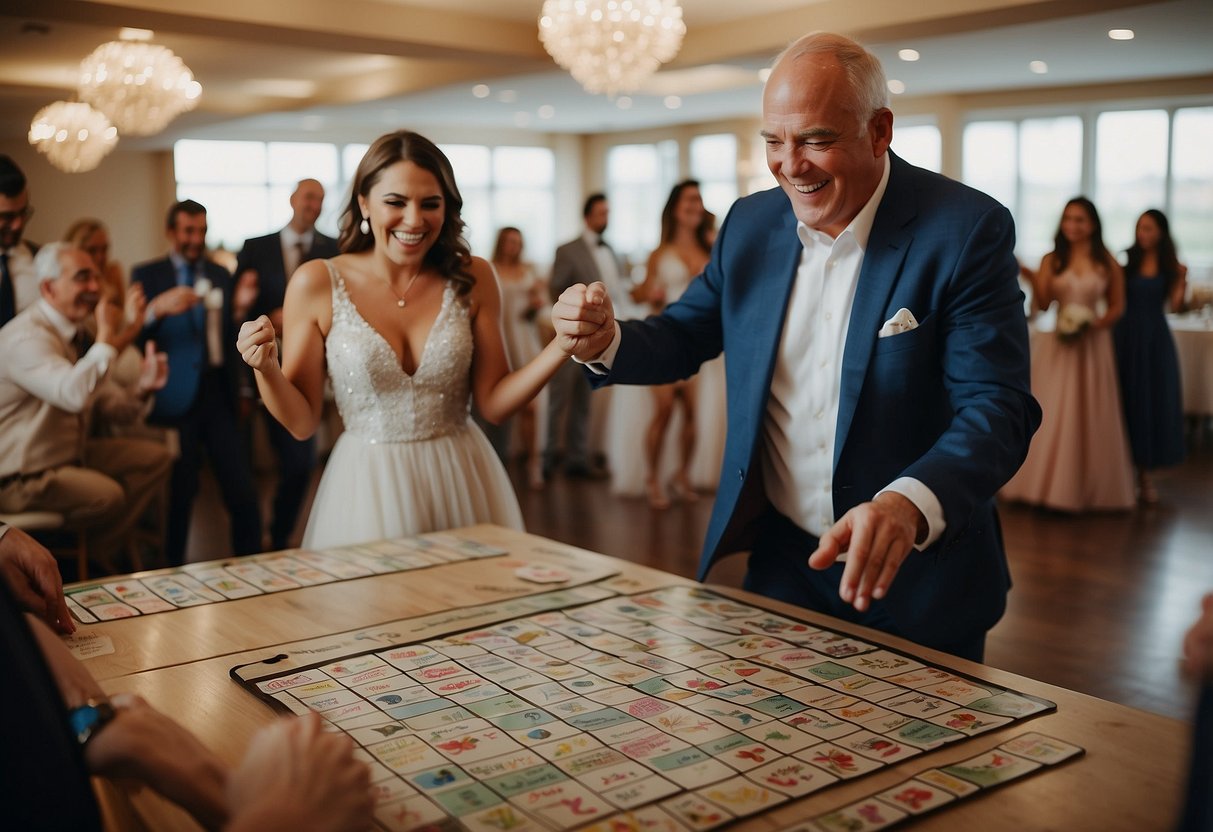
[554,33,1039,662]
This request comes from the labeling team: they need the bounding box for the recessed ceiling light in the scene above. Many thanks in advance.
[538,105,555,119]
[616,96,633,110]
[472,84,490,98]
[898,48,920,62]
[1029,60,1048,74]
[1108,28,1135,40]
[664,96,681,109]
[497,89,517,103]
[887,79,906,95]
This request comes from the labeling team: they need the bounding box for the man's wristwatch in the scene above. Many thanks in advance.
[68,698,116,747]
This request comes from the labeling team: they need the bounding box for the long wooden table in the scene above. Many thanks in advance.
[72,525,1189,831]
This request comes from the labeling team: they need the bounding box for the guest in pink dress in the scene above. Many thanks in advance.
[1001,197,1135,511]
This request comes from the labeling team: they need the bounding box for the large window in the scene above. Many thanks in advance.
[174,140,341,253]
[605,141,678,266]
[689,133,739,222]
[962,116,1083,261]
[441,144,556,263]
[963,121,1018,217]
[963,106,1212,274]
[1095,110,1169,252]
[175,140,556,264]
[1018,117,1084,260]
[1170,107,1213,271]
[892,123,941,173]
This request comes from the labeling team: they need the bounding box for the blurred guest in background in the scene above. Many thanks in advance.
[64,219,155,438]
[491,226,547,490]
[235,179,338,550]
[612,180,720,509]
[0,155,39,328]
[545,194,622,481]
[1113,209,1187,504]
[133,200,262,564]
[0,243,170,572]
[1003,197,1135,511]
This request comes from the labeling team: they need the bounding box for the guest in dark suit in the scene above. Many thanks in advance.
[132,200,262,564]
[0,154,40,328]
[235,179,338,550]
[545,194,624,479]
[553,33,1040,661]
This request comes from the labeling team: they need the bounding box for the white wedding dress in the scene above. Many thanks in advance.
[301,262,523,550]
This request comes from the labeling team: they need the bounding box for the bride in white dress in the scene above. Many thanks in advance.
[237,131,569,549]
[607,181,727,508]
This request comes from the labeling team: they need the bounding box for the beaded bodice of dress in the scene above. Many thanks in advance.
[325,261,471,442]
[1050,265,1108,312]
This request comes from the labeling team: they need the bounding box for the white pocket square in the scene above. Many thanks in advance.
[878,308,919,338]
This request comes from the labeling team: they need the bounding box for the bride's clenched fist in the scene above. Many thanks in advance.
[237,315,279,372]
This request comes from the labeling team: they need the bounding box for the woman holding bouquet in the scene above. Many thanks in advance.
[1001,197,1134,511]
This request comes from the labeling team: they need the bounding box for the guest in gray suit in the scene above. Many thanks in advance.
[545,194,623,479]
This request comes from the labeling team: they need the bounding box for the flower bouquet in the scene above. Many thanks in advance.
[1056,303,1094,343]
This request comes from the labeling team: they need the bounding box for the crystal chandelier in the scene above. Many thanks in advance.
[538,0,686,97]
[78,40,202,136]
[28,102,119,174]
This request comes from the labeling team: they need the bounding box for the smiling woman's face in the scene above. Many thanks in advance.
[359,161,445,268]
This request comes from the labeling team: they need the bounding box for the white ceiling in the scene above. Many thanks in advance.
[1,0,1210,149]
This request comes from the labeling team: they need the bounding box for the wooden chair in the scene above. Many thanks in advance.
[0,510,89,581]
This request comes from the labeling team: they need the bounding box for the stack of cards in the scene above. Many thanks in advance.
[781,732,1083,831]
[65,533,508,623]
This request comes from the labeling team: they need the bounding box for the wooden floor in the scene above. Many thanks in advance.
[185,426,1213,723]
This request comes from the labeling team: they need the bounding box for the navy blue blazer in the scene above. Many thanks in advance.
[235,230,339,321]
[597,153,1041,646]
[131,257,243,423]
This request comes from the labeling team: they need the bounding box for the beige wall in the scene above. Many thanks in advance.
[1,140,174,275]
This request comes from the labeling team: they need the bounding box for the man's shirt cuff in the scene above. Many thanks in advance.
[876,477,946,550]
[571,322,622,375]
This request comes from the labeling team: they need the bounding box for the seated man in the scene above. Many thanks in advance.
[0,522,373,831]
[0,243,171,571]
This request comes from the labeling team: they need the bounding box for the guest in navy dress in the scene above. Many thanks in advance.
[1113,209,1188,504]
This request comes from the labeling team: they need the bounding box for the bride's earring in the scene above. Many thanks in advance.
[359,217,370,235]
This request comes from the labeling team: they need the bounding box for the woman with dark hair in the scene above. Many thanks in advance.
[1002,197,1134,511]
[620,180,716,509]
[1113,209,1188,503]
[491,226,547,490]
[237,131,567,548]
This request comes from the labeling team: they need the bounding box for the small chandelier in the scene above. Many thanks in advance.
[78,40,202,136]
[538,0,686,97]
[28,102,119,174]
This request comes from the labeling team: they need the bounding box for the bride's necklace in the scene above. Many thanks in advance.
[384,271,423,308]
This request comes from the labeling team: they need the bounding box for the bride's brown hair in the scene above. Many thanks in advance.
[338,130,475,298]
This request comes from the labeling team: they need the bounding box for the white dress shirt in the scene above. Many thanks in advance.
[762,157,943,547]
[170,253,224,367]
[33,299,117,408]
[586,155,944,548]
[280,226,313,279]
[3,243,39,316]
[583,229,625,299]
